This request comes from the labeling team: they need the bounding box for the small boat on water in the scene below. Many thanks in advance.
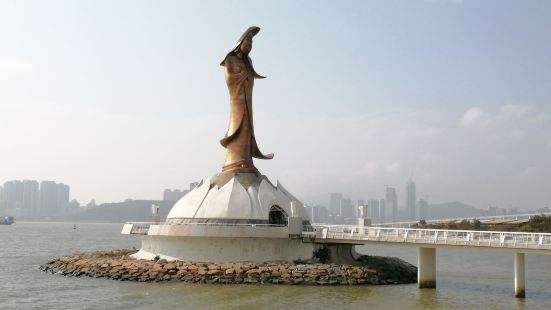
[0,216,15,225]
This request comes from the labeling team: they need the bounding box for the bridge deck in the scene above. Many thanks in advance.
[123,222,551,254]
[308,225,551,254]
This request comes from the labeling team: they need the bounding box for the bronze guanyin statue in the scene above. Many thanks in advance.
[220,26,273,173]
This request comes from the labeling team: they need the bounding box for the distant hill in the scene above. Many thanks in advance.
[427,201,485,220]
[65,200,175,222]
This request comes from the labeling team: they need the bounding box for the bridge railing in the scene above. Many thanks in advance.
[373,212,551,228]
[312,225,551,250]
[129,222,152,235]
[124,221,290,235]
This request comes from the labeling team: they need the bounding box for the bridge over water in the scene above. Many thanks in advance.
[124,221,551,298]
[306,225,551,297]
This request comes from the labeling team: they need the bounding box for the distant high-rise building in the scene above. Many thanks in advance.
[304,205,313,222]
[340,198,354,219]
[368,199,380,223]
[39,181,57,216]
[68,199,81,213]
[0,185,4,209]
[163,189,188,202]
[418,199,429,220]
[85,199,97,209]
[163,189,172,201]
[3,182,15,208]
[306,205,329,223]
[379,199,386,223]
[189,182,199,190]
[385,187,398,222]
[329,193,343,216]
[406,178,416,221]
[57,183,70,214]
[3,181,24,211]
[39,181,70,216]
[22,180,39,217]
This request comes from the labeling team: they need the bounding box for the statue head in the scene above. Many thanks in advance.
[239,36,253,55]
[234,26,260,50]
[233,26,259,56]
[220,26,260,61]
[220,26,265,79]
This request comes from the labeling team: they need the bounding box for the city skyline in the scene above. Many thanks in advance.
[1,1,550,209]
[1,176,538,223]
[0,174,544,214]
[0,179,73,218]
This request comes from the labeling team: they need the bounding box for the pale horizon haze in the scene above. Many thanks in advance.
[1,0,550,210]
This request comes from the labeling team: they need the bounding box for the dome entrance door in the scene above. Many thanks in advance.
[268,206,288,225]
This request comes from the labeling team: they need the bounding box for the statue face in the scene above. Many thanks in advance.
[240,37,252,55]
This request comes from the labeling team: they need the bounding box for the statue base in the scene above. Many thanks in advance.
[166,172,303,221]
[124,172,314,262]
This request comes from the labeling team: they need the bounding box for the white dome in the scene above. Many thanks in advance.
[166,173,304,221]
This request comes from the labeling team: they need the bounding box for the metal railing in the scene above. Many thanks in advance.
[129,222,152,235]
[373,212,551,228]
[311,225,551,251]
[124,221,289,235]
[125,221,551,251]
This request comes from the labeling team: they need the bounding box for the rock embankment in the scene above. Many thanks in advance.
[40,249,417,285]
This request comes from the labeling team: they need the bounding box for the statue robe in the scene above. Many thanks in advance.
[220,52,273,173]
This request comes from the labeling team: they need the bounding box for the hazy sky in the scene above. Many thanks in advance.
[1,0,550,210]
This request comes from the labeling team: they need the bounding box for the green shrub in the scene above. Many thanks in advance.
[313,246,331,263]
[519,214,551,233]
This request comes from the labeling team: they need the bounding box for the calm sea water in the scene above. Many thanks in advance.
[1,222,551,310]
